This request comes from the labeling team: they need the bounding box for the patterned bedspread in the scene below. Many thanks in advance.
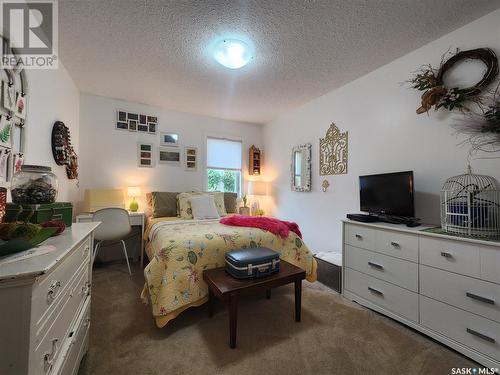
[141,218,317,327]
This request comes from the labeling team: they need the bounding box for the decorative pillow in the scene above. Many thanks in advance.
[223,192,238,213]
[177,192,227,219]
[189,195,220,220]
[150,192,179,218]
[177,193,193,219]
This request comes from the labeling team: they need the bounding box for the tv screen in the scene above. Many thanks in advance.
[359,171,415,217]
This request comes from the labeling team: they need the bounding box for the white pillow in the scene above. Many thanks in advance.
[190,195,220,220]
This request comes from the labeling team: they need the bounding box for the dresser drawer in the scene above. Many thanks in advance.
[421,295,500,361]
[35,261,90,341]
[344,223,375,250]
[420,265,500,323]
[32,236,91,329]
[345,267,418,322]
[420,236,480,278]
[375,229,418,262]
[345,245,418,291]
[32,269,89,374]
[54,298,90,375]
[481,246,500,284]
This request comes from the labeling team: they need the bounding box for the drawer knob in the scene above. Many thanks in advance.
[466,292,495,305]
[440,251,453,258]
[43,338,59,370]
[355,234,363,239]
[367,261,384,270]
[46,281,61,304]
[390,241,400,248]
[368,286,384,296]
[83,245,90,256]
[466,328,496,343]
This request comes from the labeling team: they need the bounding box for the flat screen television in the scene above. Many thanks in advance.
[359,171,415,218]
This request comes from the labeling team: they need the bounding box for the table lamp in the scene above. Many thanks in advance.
[248,181,269,216]
[127,187,141,212]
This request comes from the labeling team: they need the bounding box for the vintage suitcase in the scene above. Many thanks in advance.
[225,247,280,279]
[5,202,73,227]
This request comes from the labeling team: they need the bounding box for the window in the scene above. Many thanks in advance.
[206,137,242,195]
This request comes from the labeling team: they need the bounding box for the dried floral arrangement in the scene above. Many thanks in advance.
[409,48,498,114]
[453,88,500,154]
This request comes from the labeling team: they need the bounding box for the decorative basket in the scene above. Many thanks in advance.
[440,166,500,239]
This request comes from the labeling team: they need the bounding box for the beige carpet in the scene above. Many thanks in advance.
[79,263,476,375]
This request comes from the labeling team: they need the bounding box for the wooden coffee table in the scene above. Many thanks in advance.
[203,260,306,348]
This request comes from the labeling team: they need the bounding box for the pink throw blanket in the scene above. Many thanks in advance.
[220,215,302,239]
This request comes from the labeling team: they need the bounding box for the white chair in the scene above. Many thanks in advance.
[92,208,132,275]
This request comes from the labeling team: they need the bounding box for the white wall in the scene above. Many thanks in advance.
[263,9,500,254]
[23,64,80,203]
[77,94,263,212]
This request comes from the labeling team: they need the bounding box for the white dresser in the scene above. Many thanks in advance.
[0,223,100,375]
[342,220,500,369]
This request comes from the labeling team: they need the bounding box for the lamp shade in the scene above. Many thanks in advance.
[127,186,141,197]
[248,181,268,196]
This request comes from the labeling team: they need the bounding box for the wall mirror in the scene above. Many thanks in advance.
[291,143,311,192]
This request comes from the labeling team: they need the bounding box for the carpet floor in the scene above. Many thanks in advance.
[79,263,476,375]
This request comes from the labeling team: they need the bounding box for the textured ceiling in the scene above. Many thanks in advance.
[58,0,500,124]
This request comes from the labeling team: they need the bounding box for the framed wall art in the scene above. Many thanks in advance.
[128,119,137,131]
[2,81,16,112]
[160,132,179,147]
[185,146,197,171]
[319,122,348,175]
[138,143,154,167]
[115,110,158,134]
[159,147,181,166]
[0,115,12,148]
[116,121,128,130]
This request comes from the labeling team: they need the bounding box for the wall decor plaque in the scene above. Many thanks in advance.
[319,122,348,175]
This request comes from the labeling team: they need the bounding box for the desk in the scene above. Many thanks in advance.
[75,211,145,266]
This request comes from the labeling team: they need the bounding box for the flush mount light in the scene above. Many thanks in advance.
[213,39,253,69]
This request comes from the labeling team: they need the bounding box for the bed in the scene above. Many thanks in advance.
[141,216,317,328]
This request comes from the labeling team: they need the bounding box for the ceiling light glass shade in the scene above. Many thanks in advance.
[213,39,252,69]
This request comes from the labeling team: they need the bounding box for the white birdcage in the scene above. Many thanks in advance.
[441,166,500,239]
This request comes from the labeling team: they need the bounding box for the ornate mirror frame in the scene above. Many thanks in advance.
[291,143,312,192]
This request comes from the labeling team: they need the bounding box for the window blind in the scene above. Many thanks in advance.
[207,137,242,170]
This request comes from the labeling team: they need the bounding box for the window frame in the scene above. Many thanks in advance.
[205,134,243,196]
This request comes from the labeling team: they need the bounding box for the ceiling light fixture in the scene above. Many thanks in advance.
[213,39,253,69]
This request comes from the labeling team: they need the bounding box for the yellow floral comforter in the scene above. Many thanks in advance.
[141,218,317,328]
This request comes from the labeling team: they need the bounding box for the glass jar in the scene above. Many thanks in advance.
[11,165,58,204]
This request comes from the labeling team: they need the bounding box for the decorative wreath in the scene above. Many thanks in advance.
[51,121,79,180]
[409,48,498,114]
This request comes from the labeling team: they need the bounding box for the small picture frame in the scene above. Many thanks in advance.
[116,121,128,130]
[185,146,197,171]
[147,115,158,123]
[128,113,138,121]
[159,147,181,166]
[3,82,16,112]
[138,143,154,167]
[0,116,12,148]
[14,93,27,120]
[160,132,179,147]
[13,152,24,173]
[128,119,137,131]
[0,148,10,182]
[138,124,149,132]
[139,114,147,125]
[148,122,156,134]
[117,111,127,122]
